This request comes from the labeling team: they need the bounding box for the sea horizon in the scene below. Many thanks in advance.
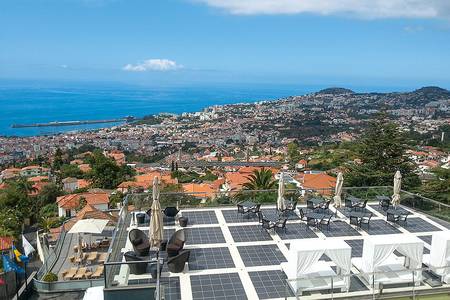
[0,80,442,137]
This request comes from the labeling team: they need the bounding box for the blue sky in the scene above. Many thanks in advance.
[1,0,450,89]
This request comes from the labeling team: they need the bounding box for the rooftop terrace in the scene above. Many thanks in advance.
[100,187,450,300]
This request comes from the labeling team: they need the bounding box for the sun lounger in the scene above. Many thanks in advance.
[91,265,104,279]
[63,267,78,280]
[86,251,98,262]
[72,267,87,280]
[98,253,107,264]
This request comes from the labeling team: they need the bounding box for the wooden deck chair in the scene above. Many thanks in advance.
[63,267,78,280]
[91,265,104,279]
[72,267,87,280]
[86,251,98,263]
[98,253,107,264]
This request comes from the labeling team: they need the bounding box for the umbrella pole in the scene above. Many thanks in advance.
[156,249,160,300]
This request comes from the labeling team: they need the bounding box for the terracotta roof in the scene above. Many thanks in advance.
[302,173,336,195]
[117,181,147,189]
[78,164,92,173]
[57,192,109,209]
[225,172,249,190]
[182,183,217,198]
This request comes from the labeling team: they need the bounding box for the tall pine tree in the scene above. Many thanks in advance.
[346,113,420,189]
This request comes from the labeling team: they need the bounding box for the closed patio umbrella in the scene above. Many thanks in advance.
[149,176,164,300]
[391,170,402,207]
[277,172,286,212]
[333,172,344,208]
[149,176,163,248]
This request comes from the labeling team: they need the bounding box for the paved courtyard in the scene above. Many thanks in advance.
[119,202,450,300]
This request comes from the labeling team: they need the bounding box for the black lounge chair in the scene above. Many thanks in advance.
[167,250,190,273]
[129,228,150,256]
[164,207,179,218]
[319,215,332,231]
[274,218,288,232]
[124,251,148,275]
[167,229,185,257]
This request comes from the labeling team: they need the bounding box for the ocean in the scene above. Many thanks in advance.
[0,82,405,137]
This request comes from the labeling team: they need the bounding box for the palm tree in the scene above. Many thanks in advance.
[242,168,277,190]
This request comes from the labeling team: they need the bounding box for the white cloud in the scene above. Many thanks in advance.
[123,59,183,72]
[403,25,424,32]
[197,0,450,19]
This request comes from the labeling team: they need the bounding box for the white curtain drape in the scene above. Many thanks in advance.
[296,249,324,278]
[362,241,397,273]
[429,232,450,278]
[325,247,352,290]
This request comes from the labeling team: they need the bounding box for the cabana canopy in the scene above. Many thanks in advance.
[425,231,450,282]
[361,235,423,273]
[429,231,450,268]
[282,239,352,291]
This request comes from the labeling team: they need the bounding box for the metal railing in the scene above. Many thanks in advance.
[36,223,68,279]
[284,265,450,299]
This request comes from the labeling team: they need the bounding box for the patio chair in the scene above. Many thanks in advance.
[129,228,151,256]
[167,229,185,258]
[249,203,261,215]
[72,267,87,280]
[90,265,104,279]
[63,267,78,280]
[98,253,107,264]
[237,204,250,217]
[396,214,408,225]
[306,200,315,210]
[299,208,308,222]
[274,218,288,232]
[164,207,179,218]
[257,211,264,224]
[319,200,331,214]
[319,215,332,231]
[167,250,190,273]
[344,198,355,211]
[86,251,98,263]
[359,213,372,228]
[285,200,298,214]
[124,251,148,275]
[381,200,390,211]
[261,218,275,231]
[355,199,368,211]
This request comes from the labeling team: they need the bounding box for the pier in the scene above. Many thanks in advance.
[11,116,136,128]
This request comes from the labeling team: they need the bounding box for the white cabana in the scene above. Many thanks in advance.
[352,235,424,287]
[423,231,450,283]
[333,172,344,208]
[281,239,352,294]
[277,172,286,212]
[391,171,402,207]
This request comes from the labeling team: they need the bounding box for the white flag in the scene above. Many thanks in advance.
[22,235,35,257]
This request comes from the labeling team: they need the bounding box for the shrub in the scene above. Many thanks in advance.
[42,272,58,282]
